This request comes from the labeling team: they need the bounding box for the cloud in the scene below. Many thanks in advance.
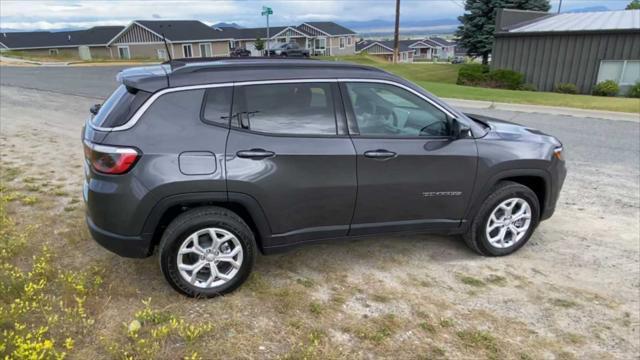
[0,0,631,31]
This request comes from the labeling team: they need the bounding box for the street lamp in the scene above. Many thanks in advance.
[262,6,273,56]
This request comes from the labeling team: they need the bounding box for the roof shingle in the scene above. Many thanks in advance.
[0,26,123,49]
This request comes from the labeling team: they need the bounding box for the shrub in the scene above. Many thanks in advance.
[457,64,489,86]
[627,82,640,98]
[487,69,525,90]
[554,83,578,94]
[518,83,537,91]
[592,80,619,96]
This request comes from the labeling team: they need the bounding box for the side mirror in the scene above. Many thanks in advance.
[453,119,472,139]
[90,104,102,116]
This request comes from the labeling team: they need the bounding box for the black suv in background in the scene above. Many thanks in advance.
[266,42,310,57]
[83,59,565,297]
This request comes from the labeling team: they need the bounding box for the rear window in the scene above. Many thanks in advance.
[91,85,151,128]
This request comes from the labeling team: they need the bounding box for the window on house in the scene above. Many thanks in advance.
[339,37,345,49]
[117,46,130,59]
[347,36,352,46]
[156,49,168,60]
[236,82,337,135]
[49,49,59,55]
[182,44,193,58]
[199,43,212,57]
[598,60,640,86]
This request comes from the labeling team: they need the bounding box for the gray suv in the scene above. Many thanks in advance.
[83,59,566,297]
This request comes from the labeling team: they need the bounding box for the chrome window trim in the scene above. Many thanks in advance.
[90,78,456,132]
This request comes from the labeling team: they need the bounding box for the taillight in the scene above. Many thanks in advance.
[83,141,141,175]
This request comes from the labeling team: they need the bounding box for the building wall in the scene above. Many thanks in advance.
[492,31,640,94]
[328,36,356,56]
[12,47,80,57]
[111,41,229,59]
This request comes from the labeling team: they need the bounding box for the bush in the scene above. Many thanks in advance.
[554,83,578,94]
[628,82,640,98]
[487,69,525,90]
[518,83,537,91]
[457,65,525,90]
[457,64,489,86]
[592,80,619,96]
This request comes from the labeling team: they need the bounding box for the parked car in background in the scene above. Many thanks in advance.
[267,42,309,57]
[83,58,566,298]
[230,47,251,57]
[451,56,465,64]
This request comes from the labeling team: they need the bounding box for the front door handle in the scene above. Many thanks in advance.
[364,149,397,159]
[236,149,275,159]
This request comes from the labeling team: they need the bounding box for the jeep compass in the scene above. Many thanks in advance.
[83,58,566,297]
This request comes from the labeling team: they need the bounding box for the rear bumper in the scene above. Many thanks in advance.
[86,216,152,258]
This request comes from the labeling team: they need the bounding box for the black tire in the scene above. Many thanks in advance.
[159,206,256,298]
[463,181,540,256]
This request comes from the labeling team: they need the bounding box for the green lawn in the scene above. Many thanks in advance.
[319,55,640,114]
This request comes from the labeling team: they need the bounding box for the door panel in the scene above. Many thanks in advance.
[226,82,357,246]
[349,137,477,234]
[341,81,478,235]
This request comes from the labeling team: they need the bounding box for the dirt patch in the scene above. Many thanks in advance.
[1,85,639,359]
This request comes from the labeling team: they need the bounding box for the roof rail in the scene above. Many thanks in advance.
[164,56,386,75]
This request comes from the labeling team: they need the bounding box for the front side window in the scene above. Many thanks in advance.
[237,82,337,135]
[347,36,353,46]
[345,82,450,137]
[339,37,345,49]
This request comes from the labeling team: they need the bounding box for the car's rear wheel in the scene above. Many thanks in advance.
[463,181,540,256]
[159,206,256,297]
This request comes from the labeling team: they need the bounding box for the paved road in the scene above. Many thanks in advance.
[1,65,638,170]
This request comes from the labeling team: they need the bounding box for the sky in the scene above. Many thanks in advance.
[0,0,633,31]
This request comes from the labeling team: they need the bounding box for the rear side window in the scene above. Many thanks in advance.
[91,85,151,128]
[236,83,337,135]
[201,87,233,126]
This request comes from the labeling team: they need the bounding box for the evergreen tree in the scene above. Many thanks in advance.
[455,0,550,64]
[627,0,640,10]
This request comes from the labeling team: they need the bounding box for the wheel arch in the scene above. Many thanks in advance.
[463,169,551,231]
[142,192,272,254]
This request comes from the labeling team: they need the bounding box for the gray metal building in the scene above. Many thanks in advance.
[492,9,640,94]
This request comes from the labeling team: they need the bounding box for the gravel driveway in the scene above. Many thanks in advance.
[1,65,638,359]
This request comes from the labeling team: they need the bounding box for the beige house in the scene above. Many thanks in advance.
[0,26,123,60]
[356,40,415,63]
[0,20,358,60]
[297,22,357,56]
[220,21,358,57]
[107,20,232,60]
[220,26,312,56]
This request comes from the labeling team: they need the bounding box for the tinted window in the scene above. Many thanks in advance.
[140,89,205,124]
[202,87,233,126]
[91,85,151,128]
[239,83,337,135]
[345,83,450,137]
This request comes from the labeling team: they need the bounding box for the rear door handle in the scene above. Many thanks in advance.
[364,149,397,159]
[236,149,275,159]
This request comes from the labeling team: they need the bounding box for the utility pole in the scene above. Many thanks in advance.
[393,0,400,63]
[557,0,563,13]
[262,6,273,56]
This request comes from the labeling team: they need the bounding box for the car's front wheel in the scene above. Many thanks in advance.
[464,181,540,256]
[159,207,256,297]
